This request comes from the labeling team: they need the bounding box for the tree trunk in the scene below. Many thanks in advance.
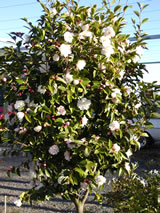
[74,200,84,213]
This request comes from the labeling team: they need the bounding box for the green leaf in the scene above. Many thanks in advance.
[134,10,140,18]
[75,168,86,177]
[19,85,27,90]
[141,18,148,25]
[25,113,32,123]
[114,5,121,13]
[45,169,51,178]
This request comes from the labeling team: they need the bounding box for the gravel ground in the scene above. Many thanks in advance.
[0,142,159,213]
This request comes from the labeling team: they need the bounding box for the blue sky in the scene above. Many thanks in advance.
[0,0,160,83]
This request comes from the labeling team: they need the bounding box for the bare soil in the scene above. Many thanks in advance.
[0,142,159,213]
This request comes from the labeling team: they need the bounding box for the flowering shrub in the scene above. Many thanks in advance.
[0,0,160,212]
[106,169,160,212]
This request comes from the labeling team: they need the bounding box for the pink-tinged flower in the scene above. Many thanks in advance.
[34,125,42,132]
[109,121,120,132]
[112,143,120,153]
[13,198,22,207]
[17,111,25,122]
[59,44,71,57]
[49,145,59,155]
[1,77,7,82]
[77,98,91,110]
[57,105,66,116]
[19,127,27,134]
[76,60,86,70]
[64,151,71,161]
[64,31,74,43]
[96,175,106,187]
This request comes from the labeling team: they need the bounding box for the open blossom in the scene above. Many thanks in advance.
[73,79,79,85]
[53,54,60,61]
[81,24,89,31]
[100,36,111,47]
[59,44,71,57]
[96,175,106,186]
[112,143,120,153]
[111,88,122,99]
[77,98,91,110]
[101,45,114,58]
[17,111,25,122]
[49,145,59,155]
[14,100,25,111]
[64,73,73,84]
[14,198,22,207]
[49,8,57,18]
[109,121,120,132]
[104,26,115,37]
[82,115,88,127]
[76,60,86,70]
[119,70,125,80]
[64,31,74,43]
[37,85,46,94]
[34,125,42,132]
[64,151,71,161]
[57,105,66,115]
[124,86,132,95]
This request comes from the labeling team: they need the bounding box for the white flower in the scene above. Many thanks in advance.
[124,86,132,95]
[81,24,89,31]
[112,143,120,153]
[104,26,115,37]
[57,105,66,115]
[96,175,106,187]
[64,138,75,149]
[135,102,141,109]
[111,88,122,99]
[86,8,91,16]
[126,149,132,158]
[76,60,86,70]
[59,44,71,57]
[17,112,25,122]
[79,31,93,39]
[37,85,46,94]
[136,46,143,56]
[14,198,22,207]
[53,54,60,61]
[49,8,57,18]
[124,162,130,171]
[101,45,114,58]
[19,127,27,134]
[77,98,91,110]
[64,73,73,84]
[64,151,71,161]
[64,31,74,43]
[109,121,120,132]
[82,115,88,127]
[73,79,79,85]
[49,145,59,155]
[14,100,25,111]
[100,36,111,47]
[34,125,42,132]
[119,70,125,80]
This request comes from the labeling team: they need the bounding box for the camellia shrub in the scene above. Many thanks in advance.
[0,0,160,212]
